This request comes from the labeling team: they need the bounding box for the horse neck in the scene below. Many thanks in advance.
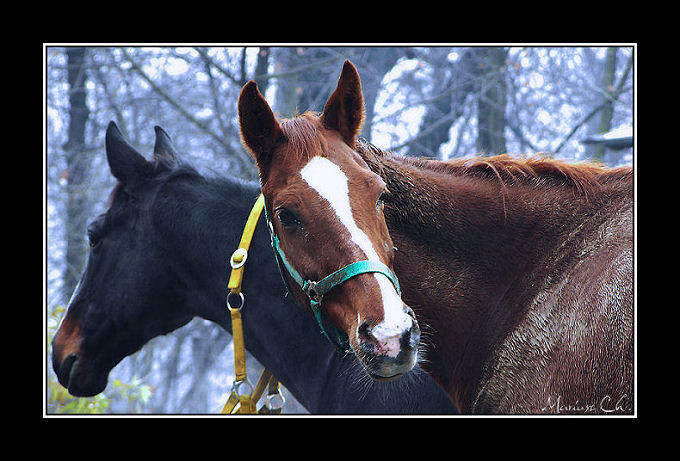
[367,152,631,409]
[181,175,347,412]
[186,175,461,414]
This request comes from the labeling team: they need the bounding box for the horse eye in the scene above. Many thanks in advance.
[87,218,104,249]
[276,208,302,229]
[376,191,386,211]
[88,230,101,249]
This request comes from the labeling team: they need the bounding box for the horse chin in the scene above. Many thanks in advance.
[353,346,417,383]
[58,354,110,398]
[366,370,407,382]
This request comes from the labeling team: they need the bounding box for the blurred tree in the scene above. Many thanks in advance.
[594,47,618,161]
[352,47,411,140]
[402,48,483,156]
[63,47,91,301]
[253,46,271,94]
[272,47,342,116]
[590,47,635,164]
[475,47,508,156]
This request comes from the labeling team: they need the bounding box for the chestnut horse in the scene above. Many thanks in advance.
[238,60,634,414]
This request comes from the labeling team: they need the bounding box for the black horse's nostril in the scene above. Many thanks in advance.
[57,353,78,388]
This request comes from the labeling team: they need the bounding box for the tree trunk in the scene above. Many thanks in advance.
[273,48,301,117]
[62,47,90,302]
[253,46,271,95]
[356,47,408,142]
[594,47,617,161]
[476,47,508,156]
[404,48,480,157]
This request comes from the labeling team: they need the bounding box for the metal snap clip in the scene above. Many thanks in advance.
[265,392,286,412]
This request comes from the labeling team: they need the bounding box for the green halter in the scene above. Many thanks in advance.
[263,198,401,353]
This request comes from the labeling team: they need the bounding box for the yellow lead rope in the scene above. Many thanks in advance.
[221,194,284,414]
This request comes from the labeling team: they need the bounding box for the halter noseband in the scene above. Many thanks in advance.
[263,196,402,353]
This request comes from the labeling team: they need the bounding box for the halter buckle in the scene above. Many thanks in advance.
[303,281,322,303]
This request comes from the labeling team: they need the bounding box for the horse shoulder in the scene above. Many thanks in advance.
[472,197,633,414]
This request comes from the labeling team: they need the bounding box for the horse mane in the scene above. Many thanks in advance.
[279,112,327,163]
[270,111,631,198]
[356,139,632,198]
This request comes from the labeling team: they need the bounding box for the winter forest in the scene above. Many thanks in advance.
[45,45,635,414]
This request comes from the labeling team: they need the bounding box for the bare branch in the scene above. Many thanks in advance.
[194,47,241,85]
[553,104,604,154]
[120,48,255,173]
[121,48,227,147]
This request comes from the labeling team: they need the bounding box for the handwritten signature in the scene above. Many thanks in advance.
[541,394,630,414]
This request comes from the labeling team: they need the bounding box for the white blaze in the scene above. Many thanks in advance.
[299,156,411,343]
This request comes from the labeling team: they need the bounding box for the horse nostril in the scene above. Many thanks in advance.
[403,324,421,350]
[357,321,375,353]
[57,353,78,388]
[404,304,416,320]
[357,321,372,341]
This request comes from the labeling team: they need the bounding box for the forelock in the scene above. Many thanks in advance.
[279,112,328,162]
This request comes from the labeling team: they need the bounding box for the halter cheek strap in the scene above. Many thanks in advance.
[263,196,402,353]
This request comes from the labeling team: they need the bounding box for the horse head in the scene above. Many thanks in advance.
[51,122,199,397]
[238,60,420,381]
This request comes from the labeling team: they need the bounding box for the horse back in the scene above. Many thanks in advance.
[474,185,633,414]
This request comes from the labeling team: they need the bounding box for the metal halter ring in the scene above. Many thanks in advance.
[232,379,254,397]
[266,392,286,411]
[226,291,245,311]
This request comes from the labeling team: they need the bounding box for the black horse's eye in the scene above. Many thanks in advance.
[87,229,101,249]
[87,217,105,249]
[276,208,302,229]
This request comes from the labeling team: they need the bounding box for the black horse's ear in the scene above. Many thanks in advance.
[153,125,179,164]
[105,121,149,185]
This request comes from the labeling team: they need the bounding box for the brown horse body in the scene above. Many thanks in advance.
[360,144,633,413]
[238,60,634,414]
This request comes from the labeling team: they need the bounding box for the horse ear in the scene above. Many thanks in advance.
[105,121,149,184]
[238,81,284,178]
[153,125,179,164]
[321,60,364,148]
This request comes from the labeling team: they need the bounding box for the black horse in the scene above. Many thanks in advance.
[51,122,456,414]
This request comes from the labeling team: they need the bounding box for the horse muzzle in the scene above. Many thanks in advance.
[52,350,109,397]
[52,326,109,398]
[355,308,420,381]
